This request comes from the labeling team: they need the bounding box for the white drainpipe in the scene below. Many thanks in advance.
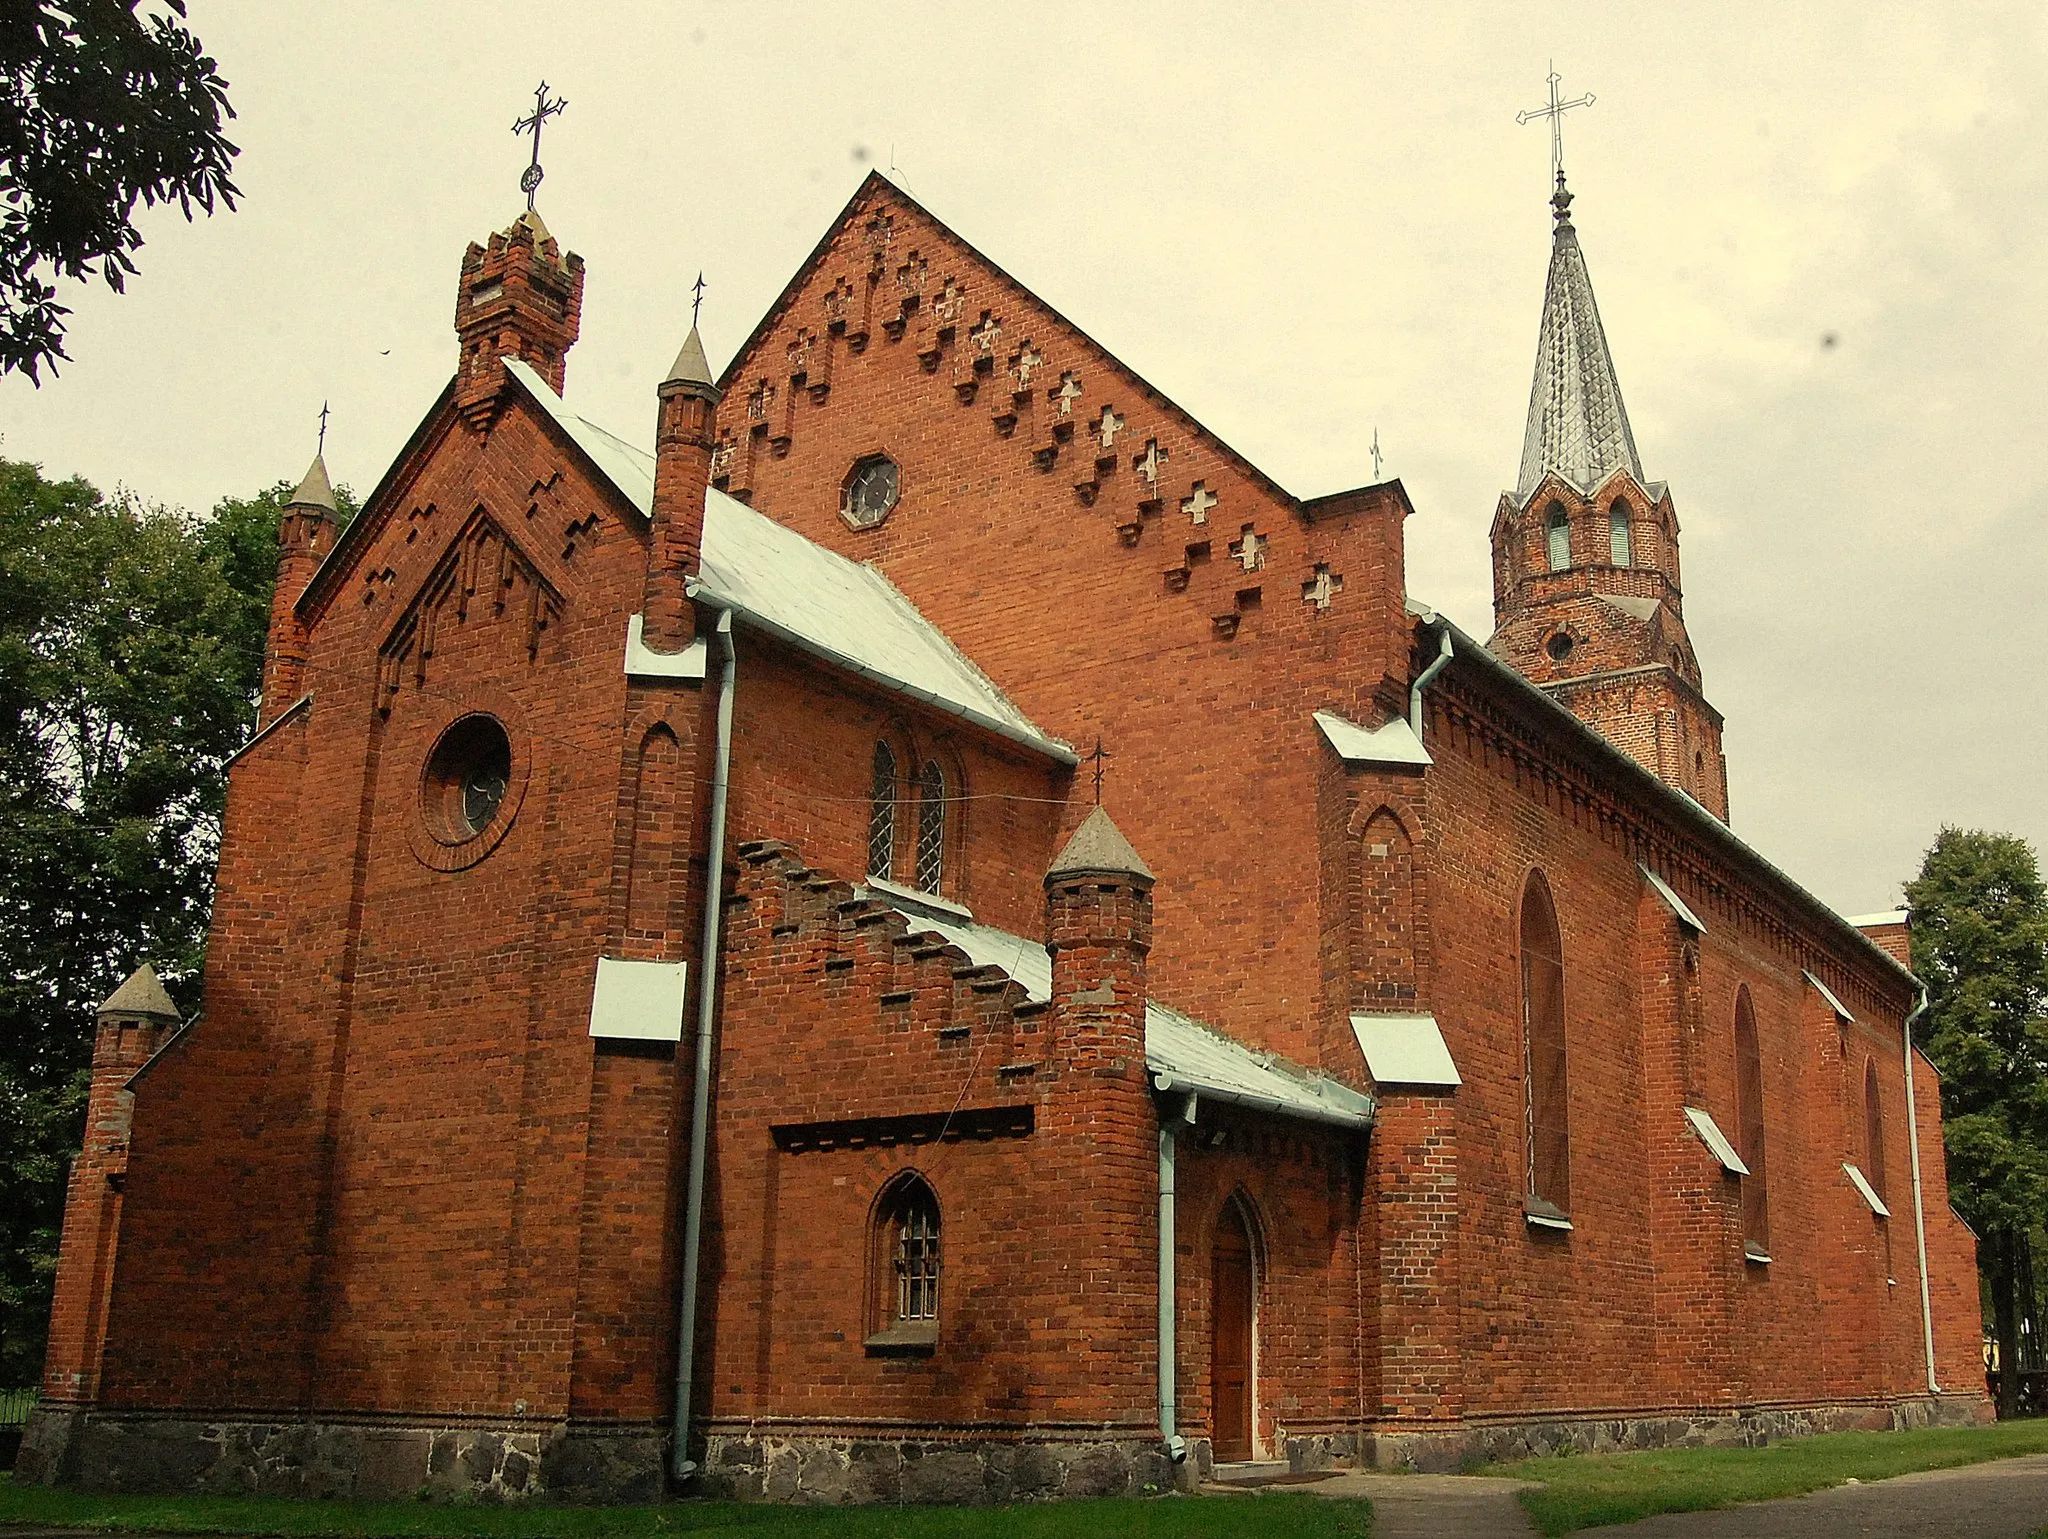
[1903,983,1940,1395]
[1410,627,1455,740]
[1158,1093,1194,1463]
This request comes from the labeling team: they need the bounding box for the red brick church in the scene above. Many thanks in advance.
[22,168,1988,1502]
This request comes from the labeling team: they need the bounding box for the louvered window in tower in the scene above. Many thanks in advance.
[1546,504,1571,572]
[915,760,946,894]
[1610,504,1633,567]
[1520,871,1572,1220]
[1735,986,1769,1259]
[867,742,896,881]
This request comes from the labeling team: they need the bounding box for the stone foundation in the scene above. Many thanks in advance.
[15,1408,664,1504]
[695,1431,1194,1503]
[1362,1394,1993,1474]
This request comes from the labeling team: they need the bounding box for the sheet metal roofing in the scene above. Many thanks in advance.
[1640,864,1706,933]
[1515,189,1646,501]
[858,893,1374,1130]
[1684,1105,1750,1176]
[503,358,1070,763]
[1351,1013,1461,1088]
[1314,710,1433,767]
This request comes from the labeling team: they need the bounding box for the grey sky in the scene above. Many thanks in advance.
[4,1,2042,917]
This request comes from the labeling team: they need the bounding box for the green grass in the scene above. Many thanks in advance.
[1502,1418,2048,1535]
[0,1475,1369,1539]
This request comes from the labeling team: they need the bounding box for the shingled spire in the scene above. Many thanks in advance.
[1515,176,1644,500]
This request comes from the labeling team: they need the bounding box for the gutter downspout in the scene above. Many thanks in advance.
[1158,1093,1194,1465]
[1410,626,1454,741]
[672,609,736,1480]
[1903,983,1940,1395]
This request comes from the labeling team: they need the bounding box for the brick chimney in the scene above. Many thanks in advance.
[38,966,182,1409]
[642,326,722,647]
[454,209,585,428]
[1044,806,1154,1079]
[259,456,338,725]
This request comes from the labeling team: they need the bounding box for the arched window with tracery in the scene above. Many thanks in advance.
[1734,986,1769,1257]
[870,1174,941,1348]
[867,742,897,881]
[1520,870,1571,1218]
[915,759,947,894]
[1863,1058,1888,1210]
[1546,503,1571,572]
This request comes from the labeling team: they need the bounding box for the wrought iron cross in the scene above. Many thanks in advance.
[512,81,568,211]
[1516,64,1594,184]
[1370,426,1382,482]
[317,400,330,457]
[1087,738,1112,805]
[692,272,706,328]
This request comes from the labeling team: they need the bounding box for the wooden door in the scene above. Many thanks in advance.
[1210,1207,1254,1461]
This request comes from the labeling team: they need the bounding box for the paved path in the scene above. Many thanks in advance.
[1589,1450,2048,1537]
[1299,1470,1539,1538]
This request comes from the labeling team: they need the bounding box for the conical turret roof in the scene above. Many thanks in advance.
[98,963,180,1022]
[663,325,716,393]
[1515,178,1644,501]
[288,454,338,516]
[1047,806,1154,882]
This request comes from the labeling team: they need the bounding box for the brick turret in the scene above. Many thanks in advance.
[642,326,722,646]
[259,456,338,725]
[453,209,584,428]
[1044,807,1154,1077]
[37,967,182,1412]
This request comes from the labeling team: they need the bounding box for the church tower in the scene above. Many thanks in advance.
[1488,176,1729,819]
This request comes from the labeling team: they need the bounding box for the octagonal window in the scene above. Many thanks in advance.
[843,455,900,530]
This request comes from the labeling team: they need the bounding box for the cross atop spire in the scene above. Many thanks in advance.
[512,81,567,212]
[1516,64,1595,189]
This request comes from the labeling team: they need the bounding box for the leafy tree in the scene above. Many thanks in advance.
[0,458,351,1387]
[1907,828,2048,1419]
[0,1,239,380]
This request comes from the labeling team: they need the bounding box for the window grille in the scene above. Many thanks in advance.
[895,1197,941,1322]
[915,759,946,894]
[1520,871,1571,1213]
[1546,504,1571,572]
[867,743,896,880]
[1609,504,1633,567]
[1735,986,1769,1255]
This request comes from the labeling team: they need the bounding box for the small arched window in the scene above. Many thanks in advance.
[867,742,897,881]
[1734,987,1769,1258]
[1609,503,1633,567]
[1546,503,1571,572]
[870,1174,941,1349]
[1863,1059,1888,1209]
[1520,870,1571,1218]
[915,759,947,894]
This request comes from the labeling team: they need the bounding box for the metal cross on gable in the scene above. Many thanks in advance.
[512,81,568,211]
[1087,738,1112,804]
[317,400,330,457]
[1515,63,1594,184]
[691,272,706,328]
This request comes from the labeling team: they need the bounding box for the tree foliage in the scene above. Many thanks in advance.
[1907,827,2048,1415]
[0,0,239,380]
[0,458,352,1386]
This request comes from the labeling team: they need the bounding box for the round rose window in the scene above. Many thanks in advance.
[424,715,513,842]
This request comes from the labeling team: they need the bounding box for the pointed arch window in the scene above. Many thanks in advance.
[1734,986,1769,1259]
[1546,503,1571,572]
[1609,503,1633,567]
[1520,871,1571,1220]
[1863,1058,1888,1211]
[869,1174,940,1351]
[867,742,897,881]
[914,759,947,894]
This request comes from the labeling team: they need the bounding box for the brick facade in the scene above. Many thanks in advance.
[22,174,1986,1503]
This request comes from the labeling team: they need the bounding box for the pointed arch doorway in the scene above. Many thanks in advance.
[1210,1198,1256,1461]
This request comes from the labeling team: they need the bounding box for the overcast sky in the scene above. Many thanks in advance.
[4,1,2043,918]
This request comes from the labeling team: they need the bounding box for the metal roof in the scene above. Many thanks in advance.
[1803,969,1855,1023]
[1314,710,1433,767]
[1684,1105,1749,1176]
[860,896,1374,1131]
[502,358,1072,764]
[1844,1161,1891,1219]
[1516,192,1645,501]
[1351,1013,1461,1088]
[1640,863,1706,933]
